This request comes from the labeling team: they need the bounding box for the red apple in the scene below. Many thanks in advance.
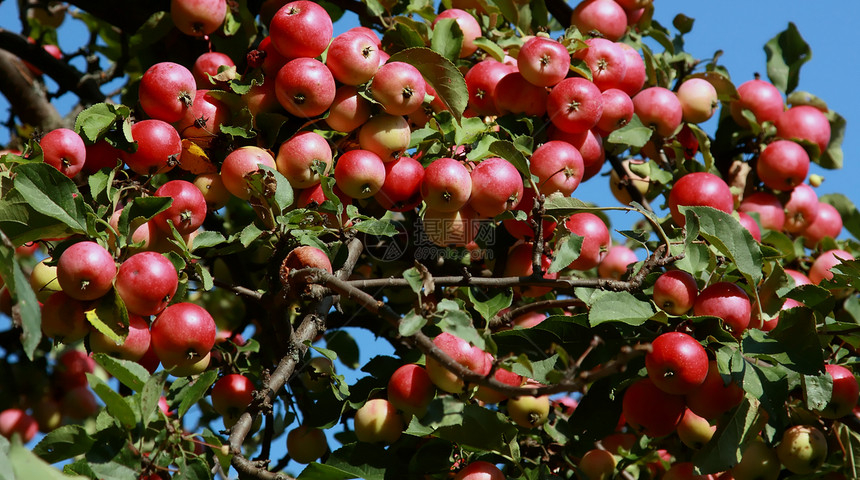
[547,77,604,134]
[334,149,386,199]
[776,105,831,155]
[530,140,584,196]
[387,364,435,418]
[677,408,716,449]
[453,461,505,480]
[432,9,481,58]
[646,332,708,395]
[518,36,571,87]
[325,85,373,133]
[358,113,411,162]
[685,361,744,420]
[375,156,425,212]
[115,252,178,316]
[89,314,151,361]
[573,38,627,92]
[783,183,819,233]
[668,172,733,227]
[425,332,491,394]
[730,79,784,127]
[622,378,685,437]
[40,128,86,178]
[469,157,523,218]
[370,61,427,116]
[192,51,235,89]
[138,62,196,123]
[801,202,843,248]
[633,87,683,137]
[564,212,610,271]
[325,31,380,86]
[421,157,472,212]
[123,119,182,176]
[465,60,517,116]
[152,180,207,235]
[494,71,549,117]
[150,302,216,369]
[739,192,785,231]
[570,0,627,41]
[816,364,859,419]
[757,140,810,191]
[0,408,38,443]
[694,282,751,337]
[677,78,718,124]
[171,0,226,36]
[597,245,638,280]
[211,373,255,427]
[276,131,332,189]
[220,146,277,200]
[809,249,854,285]
[57,241,116,301]
[269,0,332,59]
[652,270,698,316]
[275,57,336,118]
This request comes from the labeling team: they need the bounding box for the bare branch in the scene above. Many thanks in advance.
[0,49,64,132]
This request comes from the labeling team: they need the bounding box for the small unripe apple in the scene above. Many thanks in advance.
[30,257,62,302]
[287,425,328,463]
[353,398,403,444]
[677,408,715,449]
[578,448,616,480]
[507,395,550,428]
[300,356,335,393]
[732,439,780,480]
[776,425,827,475]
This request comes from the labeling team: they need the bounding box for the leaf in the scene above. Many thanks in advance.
[473,37,505,62]
[802,372,832,411]
[190,230,226,251]
[430,17,463,63]
[12,163,87,232]
[685,71,738,102]
[399,310,426,337]
[352,218,397,236]
[435,300,484,349]
[819,110,845,169]
[118,196,172,238]
[683,206,763,286]
[821,193,860,241]
[673,13,694,34]
[548,234,583,274]
[403,268,422,294]
[466,287,512,322]
[488,140,531,180]
[141,371,168,427]
[543,196,594,217]
[692,397,763,474]
[301,443,389,480]
[174,369,218,418]
[588,291,654,327]
[0,243,40,359]
[325,330,361,369]
[766,306,824,375]
[434,404,519,454]
[389,47,468,123]
[607,114,652,148]
[88,374,136,430]
[9,436,88,480]
[93,354,150,392]
[32,425,96,463]
[85,290,129,345]
[74,103,129,143]
[764,22,811,94]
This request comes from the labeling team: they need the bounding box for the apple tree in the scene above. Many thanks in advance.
[0,0,858,479]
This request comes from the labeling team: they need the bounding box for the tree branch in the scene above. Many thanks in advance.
[0,49,64,133]
[64,0,170,34]
[489,298,585,329]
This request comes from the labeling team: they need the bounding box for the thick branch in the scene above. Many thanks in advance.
[545,0,574,29]
[0,29,105,106]
[65,0,170,34]
[0,49,64,132]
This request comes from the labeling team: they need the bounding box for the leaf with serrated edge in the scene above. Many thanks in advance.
[176,369,218,418]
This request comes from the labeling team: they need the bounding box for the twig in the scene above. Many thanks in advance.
[488,298,585,329]
[212,278,264,301]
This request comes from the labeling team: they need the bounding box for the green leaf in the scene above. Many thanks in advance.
[141,371,168,427]
[301,443,388,480]
[118,196,172,239]
[436,300,484,349]
[764,22,811,94]
[819,110,845,169]
[325,330,361,369]
[175,457,210,480]
[821,193,860,240]
[433,403,518,454]
[543,196,594,217]
[607,114,652,148]
[88,374,135,429]
[548,234,583,274]
[488,140,531,180]
[85,290,129,345]
[190,231,226,251]
[588,291,654,327]
[466,287,512,322]
[692,397,763,474]
[239,223,264,247]
[32,425,96,464]
[389,47,468,123]
[430,17,463,63]
[766,306,824,375]
[673,13,694,34]
[683,206,763,286]
[802,372,832,411]
[74,103,129,143]
[9,436,88,480]
[174,369,218,418]
[399,310,426,337]
[403,268,422,294]
[473,37,505,62]
[12,163,87,233]
[352,218,397,236]
[454,117,487,146]
[0,243,41,359]
[93,354,150,392]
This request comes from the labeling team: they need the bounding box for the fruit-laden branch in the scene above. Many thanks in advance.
[227,238,364,479]
[488,298,585,329]
[294,268,653,397]
[0,29,105,107]
[0,49,64,134]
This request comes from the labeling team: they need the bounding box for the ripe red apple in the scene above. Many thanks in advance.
[150,302,216,369]
[40,128,86,178]
[269,0,333,58]
[633,86,683,137]
[530,140,584,196]
[220,146,277,200]
[275,58,336,118]
[370,62,426,116]
[387,364,435,418]
[469,157,523,217]
[570,0,627,41]
[677,408,716,449]
[564,212,610,271]
[694,282,752,337]
[404,157,469,211]
[325,31,380,86]
[334,149,386,199]
[123,119,182,176]
[508,394,550,428]
[475,367,523,404]
[89,314,151,361]
[211,373,255,427]
[685,361,744,420]
[810,249,854,285]
[453,461,505,480]
[518,36,571,87]
[785,269,812,288]
[170,0,226,36]
[730,79,784,127]
[801,202,842,248]
[61,385,99,419]
[374,156,424,212]
[57,241,116,301]
[465,59,516,116]
[152,180,207,235]
[815,364,859,419]
[573,38,628,92]
[354,398,403,444]
[41,291,90,343]
[138,62,196,123]
[547,77,604,134]
[433,9,481,58]
[776,105,831,154]
[578,448,617,480]
[662,462,716,480]
[547,128,605,180]
[652,270,698,315]
[646,332,708,395]
[287,425,328,464]
[358,113,411,162]
[757,140,810,191]
[783,183,819,233]
[776,425,827,475]
[494,71,549,117]
[596,88,634,134]
[425,332,491,394]
[737,212,762,242]
[668,172,734,227]
[617,43,646,96]
[115,252,178,316]
[501,188,557,241]
[82,140,122,174]
[192,51,235,89]
[677,78,718,124]
[276,131,332,189]
[0,408,38,443]
[597,245,638,280]
[325,85,373,133]
[175,89,230,148]
[622,377,685,437]
[739,192,785,231]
